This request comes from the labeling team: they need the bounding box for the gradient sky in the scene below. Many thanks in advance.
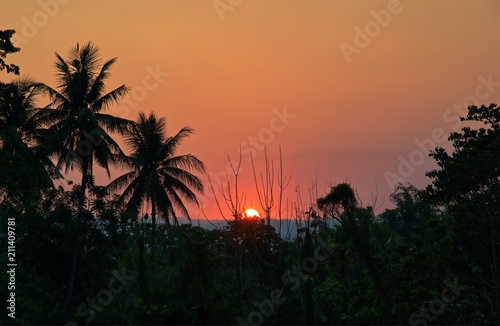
[2,0,499,219]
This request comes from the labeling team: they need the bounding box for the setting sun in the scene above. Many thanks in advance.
[242,208,260,219]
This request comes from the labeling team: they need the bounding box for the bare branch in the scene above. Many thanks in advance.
[207,174,228,223]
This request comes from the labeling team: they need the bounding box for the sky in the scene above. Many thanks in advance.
[2,0,499,219]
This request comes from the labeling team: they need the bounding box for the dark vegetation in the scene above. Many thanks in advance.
[0,31,499,325]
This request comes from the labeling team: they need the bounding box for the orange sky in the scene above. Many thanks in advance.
[2,0,499,219]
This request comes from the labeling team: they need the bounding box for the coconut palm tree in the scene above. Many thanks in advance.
[107,112,205,249]
[35,42,132,322]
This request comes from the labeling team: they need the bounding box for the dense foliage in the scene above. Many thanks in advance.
[0,34,498,325]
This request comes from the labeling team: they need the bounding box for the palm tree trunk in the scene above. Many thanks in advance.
[138,233,147,297]
[63,158,89,323]
[151,195,156,250]
[150,196,157,274]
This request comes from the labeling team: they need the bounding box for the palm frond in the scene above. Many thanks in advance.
[96,112,133,134]
[163,183,191,219]
[91,84,129,113]
[87,57,118,104]
[160,166,204,194]
[161,154,206,173]
[106,170,137,194]
[33,82,70,109]
[164,126,194,152]
[54,52,72,90]
[155,186,174,223]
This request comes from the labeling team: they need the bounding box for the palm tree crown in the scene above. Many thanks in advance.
[36,41,131,176]
[108,112,206,227]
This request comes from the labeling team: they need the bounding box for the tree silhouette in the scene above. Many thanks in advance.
[0,78,57,205]
[317,183,390,308]
[35,42,132,322]
[426,103,500,323]
[0,30,20,75]
[107,112,205,252]
[0,78,41,153]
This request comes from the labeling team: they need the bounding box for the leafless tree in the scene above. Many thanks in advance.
[251,146,291,239]
[207,149,246,221]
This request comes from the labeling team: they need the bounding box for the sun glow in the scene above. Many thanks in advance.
[242,208,260,219]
